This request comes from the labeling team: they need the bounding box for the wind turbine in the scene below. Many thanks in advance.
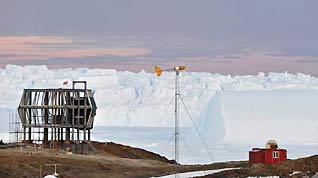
[154,65,186,164]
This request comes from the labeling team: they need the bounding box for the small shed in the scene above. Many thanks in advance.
[249,140,287,164]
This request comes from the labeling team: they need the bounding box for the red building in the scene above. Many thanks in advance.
[249,140,287,164]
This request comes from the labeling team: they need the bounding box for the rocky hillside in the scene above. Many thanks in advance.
[199,155,318,178]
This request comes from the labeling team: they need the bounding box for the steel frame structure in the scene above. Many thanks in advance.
[17,81,97,146]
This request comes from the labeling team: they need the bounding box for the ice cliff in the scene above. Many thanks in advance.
[1,65,318,144]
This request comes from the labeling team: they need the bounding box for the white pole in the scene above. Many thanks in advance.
[54,164,57,175]
[175,69,180,164]
[155,65,184,178]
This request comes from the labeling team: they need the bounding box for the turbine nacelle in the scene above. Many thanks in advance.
[154,65,186,77]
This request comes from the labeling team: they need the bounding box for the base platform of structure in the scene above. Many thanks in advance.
[21,140,97,155]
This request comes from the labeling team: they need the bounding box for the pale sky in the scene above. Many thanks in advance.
[0,0,318,75]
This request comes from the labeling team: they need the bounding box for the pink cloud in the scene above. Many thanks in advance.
[0,36,72,44]
[0,36,151,61]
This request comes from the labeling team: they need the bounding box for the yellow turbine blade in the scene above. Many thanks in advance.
[154,66,163,77]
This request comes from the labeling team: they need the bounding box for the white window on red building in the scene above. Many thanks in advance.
[273,151,279,158]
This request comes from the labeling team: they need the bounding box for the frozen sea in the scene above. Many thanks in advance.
[90,126,317,164]
[1,125,316,165]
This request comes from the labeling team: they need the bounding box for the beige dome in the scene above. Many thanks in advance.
[266,139,278,149]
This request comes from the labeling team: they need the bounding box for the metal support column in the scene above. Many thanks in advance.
[28,92,32,141]
[174,70,180,164]
[44,92,49,145]
[83,83,87,141]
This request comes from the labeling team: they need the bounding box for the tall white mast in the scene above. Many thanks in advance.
[174,67,180,163]
[155,65,185,164]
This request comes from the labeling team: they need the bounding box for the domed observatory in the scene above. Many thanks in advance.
[249,140,287,164]
[17,81,97,148]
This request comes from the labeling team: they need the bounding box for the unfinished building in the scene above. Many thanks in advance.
[17,81,97,148]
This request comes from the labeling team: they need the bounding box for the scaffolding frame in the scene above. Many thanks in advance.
[8,109,23,143]
[17,81,97,146]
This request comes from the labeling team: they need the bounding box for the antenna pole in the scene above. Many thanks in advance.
[175,69,180,164]
[54,164,57,175]
[154,65,185,166]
